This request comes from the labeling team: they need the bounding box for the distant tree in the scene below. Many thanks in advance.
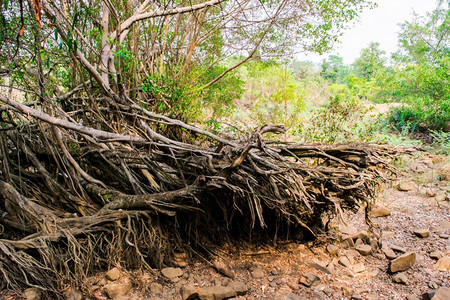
[393,0,449,64]
[319,55,350,83]
[353,42,386,79]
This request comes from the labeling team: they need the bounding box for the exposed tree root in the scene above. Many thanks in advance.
[0,95,412,297]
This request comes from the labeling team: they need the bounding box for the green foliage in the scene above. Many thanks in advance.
[430,130,450,155]
[241,61,306,133]
[300,89,376,143]
[320,55,351,83]
[353,42,386,79]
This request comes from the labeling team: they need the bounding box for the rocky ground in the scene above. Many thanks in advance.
[17,152,450,300]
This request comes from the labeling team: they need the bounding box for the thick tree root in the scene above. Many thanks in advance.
[0,95,411,297]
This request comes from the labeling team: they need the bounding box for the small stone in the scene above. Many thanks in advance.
[180,283,198,300]
[307,259,333,274]
[382,247,397,260]
[355,244,372,256]
[440,221,450,229]
[355,239,363,246]
[392,272,408,284]
[112,296,129,300]
[24,288,42,300]
[251,268,264,279]
[355,287,369,294]
[352,263,365,273]
[341,286,352,296]
[341,236,355,248]
[430,251,443,260]
[423,291,436,300]
[406,294,418,300]
[150,282,163,294]
[370,206,391,218]
[338,256,352,268]
[391,245,407,253]
[288,281,300,291]
[431,287,450,300]
[227,281,248,295]
[398,181,417,191]
[105,283,132,298]
[299,273,320,287]
[435,255,450,271]
[414,229,430,238]
[439,234,449,239]
[436,194,447,202]
[327,244,339,255]
[323,287,334,296]
[382,231,396,238]
[161,267,184,280]
[221,278,230,286]
[105,267,121,281]
[198,285,236,300]
[351,294,362,299]
[63,290,82,300]
[389,252,416,273]
[353,230,370,243]
[212,260,235,279]
[424,188,437,197]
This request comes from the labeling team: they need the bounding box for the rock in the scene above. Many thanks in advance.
[430,251,443,260]
[150,282,163,294]
[307,259,333,274]
[439,234,449,239]
[406,294,418,300]
[436,194,447,202]
[338,256,352,268]
[341,235,355,248]
[323,287,334,296]
[391,245,407,253]
[355,238,363,246]
[251,268,264,279]
[355,288,369,294]
[299,273,320,287]
[105,267,121,281]
[104,283,132,298]
[392,272,408,284]
[221,278,230,286]
[24,288,42,300]
[63,290,82,300]
[370,206,391,218]
[352,263,365,273]
[180,283,198,300]
[382,247,397,260]
[213,260,235,279]
[288,281,300,291]
[414,229,430,238]
[227,281,248,295]
[431,287,450,300]
[398,181,417,191]
[326,244,339,255]
[161,267,184,280]
[440,221,450,229]
[353,230,370,243]
[351,294,362,300]
[424,188,437,197]
[355,244,372,256]
[435,255,450,271]
[198,285,236,300]
[423,291,436,300]
[382,231,396,238]
[389,252,416,273]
